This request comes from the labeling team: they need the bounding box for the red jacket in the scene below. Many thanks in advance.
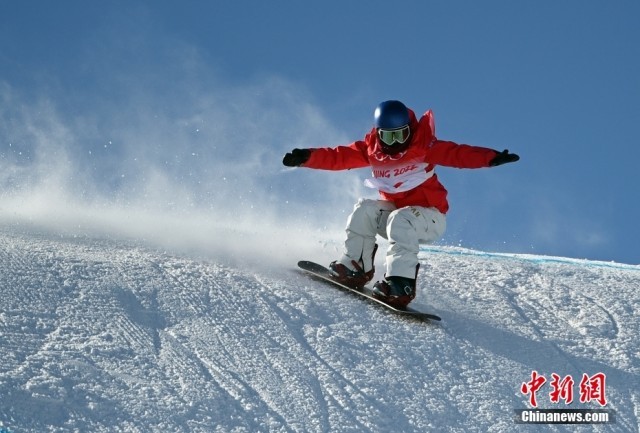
[302,109,498,214]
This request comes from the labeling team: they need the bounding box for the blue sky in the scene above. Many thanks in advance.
[1,1,638,264]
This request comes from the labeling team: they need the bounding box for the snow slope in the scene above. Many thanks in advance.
[0,228,638,433]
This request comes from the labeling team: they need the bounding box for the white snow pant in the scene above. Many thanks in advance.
[338,199,446,279]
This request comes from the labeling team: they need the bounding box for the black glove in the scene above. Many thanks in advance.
[283,148,312,167]
[490,149,520,167]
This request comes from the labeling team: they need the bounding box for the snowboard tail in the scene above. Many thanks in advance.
[297,260,441,321]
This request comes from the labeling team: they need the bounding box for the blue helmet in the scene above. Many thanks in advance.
[374,100,410,129]
[374,100,412,154]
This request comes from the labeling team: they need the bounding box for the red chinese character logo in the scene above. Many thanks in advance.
[549,373,574,404]
[521,370,547,407]
[579,373,607,406]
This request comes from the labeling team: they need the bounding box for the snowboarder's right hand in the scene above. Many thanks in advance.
[282,148,311,167]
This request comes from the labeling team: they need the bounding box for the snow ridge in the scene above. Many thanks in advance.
[0,229,638,432]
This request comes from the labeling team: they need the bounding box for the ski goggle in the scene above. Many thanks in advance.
[377,125,410,146]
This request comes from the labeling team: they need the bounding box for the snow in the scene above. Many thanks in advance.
[0,227,638,433]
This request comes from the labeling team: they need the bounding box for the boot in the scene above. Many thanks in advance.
[371,276,416,308]
[328,244,378,289]
[371,263,419,308]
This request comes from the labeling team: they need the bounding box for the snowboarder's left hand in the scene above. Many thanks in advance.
[490,149,519,167]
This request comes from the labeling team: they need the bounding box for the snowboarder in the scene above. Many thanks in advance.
[283,100,519,308]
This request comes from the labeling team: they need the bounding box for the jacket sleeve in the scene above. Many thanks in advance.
[426,140,498,169]
[302,140,370,171]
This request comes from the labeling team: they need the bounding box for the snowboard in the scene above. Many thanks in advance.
[297,260,441,322]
